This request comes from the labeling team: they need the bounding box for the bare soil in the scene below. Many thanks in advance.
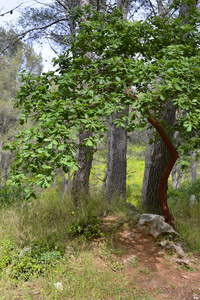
[97,215,200,300]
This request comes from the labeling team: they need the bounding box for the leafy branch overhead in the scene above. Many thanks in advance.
[5,8,200,192]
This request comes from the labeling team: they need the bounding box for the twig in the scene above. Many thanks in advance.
[0,3,22,17]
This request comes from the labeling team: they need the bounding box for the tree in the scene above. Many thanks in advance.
[105,0,129,202]
[141,0,199,213]
[5,9,200,229]
[0,27,43,187]
[18,1,101,198]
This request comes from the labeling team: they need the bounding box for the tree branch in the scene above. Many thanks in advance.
[0,3,22,17]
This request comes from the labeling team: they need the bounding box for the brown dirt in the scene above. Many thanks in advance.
[97,215,200,300]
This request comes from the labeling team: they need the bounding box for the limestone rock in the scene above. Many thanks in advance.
[19,247,31,257]
[126,210,141,224]
[173,242,185,257]
[137,214,179,238]
[19,246,39,257]
[160,241,185,257]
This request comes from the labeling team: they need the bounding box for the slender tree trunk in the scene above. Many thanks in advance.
[106,109,128,202]
[71,0,93,203]
[52,171,57,189]
[102,169,108,194]
[171,164,182,189]
[105,0,129,202]
[190,150,196,183]
[60,170,68,194]
[68,169,71,188]
[2,156,9,187]
[141,127,153,205]
[71,129,93,204]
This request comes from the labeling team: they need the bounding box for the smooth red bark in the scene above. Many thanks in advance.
[148,113,178,230]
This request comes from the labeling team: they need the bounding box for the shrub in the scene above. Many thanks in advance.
[0,186,28,207]
[69,215,103,241]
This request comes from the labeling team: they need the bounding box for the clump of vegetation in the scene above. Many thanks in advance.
[69,215,103,240]
[0,186,28,208]
[168,180,200,251]
[9,247,62,282]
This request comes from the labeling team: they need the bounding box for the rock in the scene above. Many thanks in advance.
[19,246,39,257]
[160,240,171,247]
[54,282,63,290]
[123,255,137,264]
[19,247,32,257]
[137,214,179,238]
[126,232,134,238]
[160,241,185,257]
[126,210,141,224]
[28,290,40,295]
[155,250,165,256]
[174,258,189,265]
[99,209,112,217]
[173,242,185,257]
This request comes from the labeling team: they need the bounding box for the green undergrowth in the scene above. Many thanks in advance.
[168,179,200,252]
[0,242,155,299]
[0,188,155,299]
[0,145,199,297]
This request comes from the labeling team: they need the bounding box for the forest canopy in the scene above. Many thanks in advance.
[4,7,200,201]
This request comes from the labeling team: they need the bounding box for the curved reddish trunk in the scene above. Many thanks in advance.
[148,113,178,230]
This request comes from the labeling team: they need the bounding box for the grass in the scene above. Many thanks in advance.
[0,145,199,298]
[168,180,200,252]
[0,189,155,299]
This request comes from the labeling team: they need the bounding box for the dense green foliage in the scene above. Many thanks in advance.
[4,8,200,197]
[0,27,43,188]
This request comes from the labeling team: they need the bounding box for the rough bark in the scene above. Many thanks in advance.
[102,169,108,194]
[71,129,93,204]
[148,111,178,230]
[105,0,129,202]
[143,100,176,215]
[71,0,93,203]
[106,109,128,202]
[141,127,153,205]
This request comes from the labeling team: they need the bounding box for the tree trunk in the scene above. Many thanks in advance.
[143,100,176,215]
[71,0,93,204]
[147,110,178,230]
[141,127,153,205]
[102,169,108,194]
[105,0,129,202]
[190,150,196,183]
[171,164,182,189]
[52,171,57,189]
[106,109,128,202]
[71,129,93,204]
[61,170,69,194]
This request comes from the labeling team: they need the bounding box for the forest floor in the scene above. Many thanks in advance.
[1,214,200,300]
[92,215,200,300]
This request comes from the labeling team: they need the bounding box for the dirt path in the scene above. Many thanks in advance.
[98,216,200,300]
